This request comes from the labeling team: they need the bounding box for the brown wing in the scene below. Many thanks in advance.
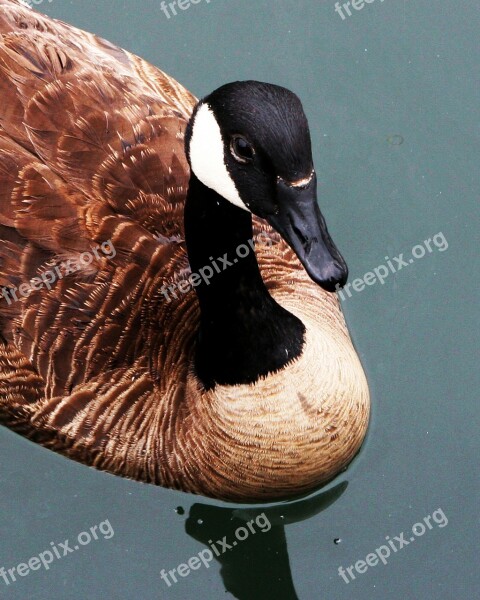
[0,0,196,420]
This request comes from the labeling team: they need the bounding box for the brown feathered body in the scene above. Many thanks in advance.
[0,0,369,501]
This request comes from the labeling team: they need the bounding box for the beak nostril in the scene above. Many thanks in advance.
[289,216,310,250]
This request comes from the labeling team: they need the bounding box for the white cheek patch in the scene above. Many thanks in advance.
[189,104,250,212]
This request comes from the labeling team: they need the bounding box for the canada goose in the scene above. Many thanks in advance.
[0,0,369,501]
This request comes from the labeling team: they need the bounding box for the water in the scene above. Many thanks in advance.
[0,1,478,599]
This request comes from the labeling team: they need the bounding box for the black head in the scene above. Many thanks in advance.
[185,81,348,292]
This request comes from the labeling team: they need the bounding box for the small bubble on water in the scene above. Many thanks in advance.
[387,134,404,146]
[175,507,185,515]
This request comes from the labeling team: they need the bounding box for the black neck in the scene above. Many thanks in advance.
[184,174,305,388]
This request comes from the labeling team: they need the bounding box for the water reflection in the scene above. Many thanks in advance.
[185,481,348,600]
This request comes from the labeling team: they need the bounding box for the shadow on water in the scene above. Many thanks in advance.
[185,481,348,600]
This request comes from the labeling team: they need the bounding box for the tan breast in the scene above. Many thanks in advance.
[174,263,370,501]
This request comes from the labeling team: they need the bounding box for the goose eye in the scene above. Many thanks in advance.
[230,135,255,163]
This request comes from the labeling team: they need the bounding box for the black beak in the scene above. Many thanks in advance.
[266,173,348,292]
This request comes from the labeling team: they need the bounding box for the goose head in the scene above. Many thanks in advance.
[185,80,348,291]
